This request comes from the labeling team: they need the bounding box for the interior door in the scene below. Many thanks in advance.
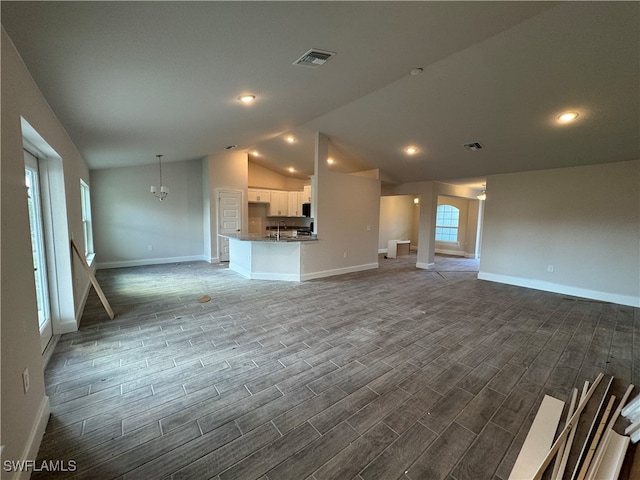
[218,190,242,262]
[25,150,53,352]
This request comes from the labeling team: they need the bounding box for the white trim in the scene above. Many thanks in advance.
[228,262,252,279]
[250,271,301,282]
[416,262,435,270]
[378,248,388,254]
[96,255,208,270]
[477,271,640,308]
[41,335,60,369]
[435,248,465,257]
[228,261,379,282]
[10,396,50,480]
[434,248,477,258]
[589,431,630,479]
[301,263,379,281]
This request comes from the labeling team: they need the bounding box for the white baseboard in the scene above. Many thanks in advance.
[57,319,80,334]
[378,248,388,254]
[250,272,302,282]
[42,335,60,369]
[478,271,640,308]
[301,263,379,281]
[435,249,478,259]
[8,396,50,480]
[435,248,465,257]
[228,262,251,279]
[229,262,379,282]
[416,262,435,270]
[96,255,208,269]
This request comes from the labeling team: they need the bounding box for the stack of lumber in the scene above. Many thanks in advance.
[508,373,639,480]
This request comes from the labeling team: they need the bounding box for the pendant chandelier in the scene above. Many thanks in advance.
[150,154,168,201]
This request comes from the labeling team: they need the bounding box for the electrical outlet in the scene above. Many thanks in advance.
[148,245,153,251]
[343,251,348,258]
[366,225,371,231]
[22,367,30,393]
[547,265,554,273]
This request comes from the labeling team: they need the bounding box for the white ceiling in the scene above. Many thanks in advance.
[2,1,638,186]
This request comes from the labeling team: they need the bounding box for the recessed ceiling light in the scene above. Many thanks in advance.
[285,135,296,144]
[238,94,256,103]
[288,167,295,173]
[410,67,423,76]
[251,150,260,156]
[327,157,335,164]
[405,146,418,155]
[558,111,579,123]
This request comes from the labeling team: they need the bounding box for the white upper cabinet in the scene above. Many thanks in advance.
[269,190,288,216]
[287,191,302,217]
[248,188,270,203]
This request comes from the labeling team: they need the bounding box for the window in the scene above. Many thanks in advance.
[435,204,459,242]
[80,180,95,262]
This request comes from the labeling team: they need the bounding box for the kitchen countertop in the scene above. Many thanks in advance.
[219,233,318,243]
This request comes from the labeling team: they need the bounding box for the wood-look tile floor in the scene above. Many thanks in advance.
[35,254,639,480]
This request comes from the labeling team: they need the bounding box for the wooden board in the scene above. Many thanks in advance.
[71,239,114,319]
[576,395,616,480]
[508,395,565,480]
[552,388,579,480]
[569,376,614,480]
[531,373,604,480]
[585,383,635,480]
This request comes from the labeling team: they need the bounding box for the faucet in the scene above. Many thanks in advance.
[277,220,286,240]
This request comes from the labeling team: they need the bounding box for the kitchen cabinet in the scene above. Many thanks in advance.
[269,190,288,216]
[248,189,270,203]
[288,191,303,217]
[303,185,312,203]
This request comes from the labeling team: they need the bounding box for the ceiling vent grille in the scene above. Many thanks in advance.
[463,142,484,151]
[293,49,336,68]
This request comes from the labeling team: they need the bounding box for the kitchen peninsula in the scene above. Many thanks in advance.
[220,234,318,282]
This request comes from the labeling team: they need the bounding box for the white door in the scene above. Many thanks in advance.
[218,190,242,262]
[25,151,53,352]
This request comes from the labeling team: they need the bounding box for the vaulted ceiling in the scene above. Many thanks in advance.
[2,1,638,186]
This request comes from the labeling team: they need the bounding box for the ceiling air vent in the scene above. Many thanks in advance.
[293,49,336,68]
[463,142,484,151]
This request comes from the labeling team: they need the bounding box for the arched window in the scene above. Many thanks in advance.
[435,204,459,242]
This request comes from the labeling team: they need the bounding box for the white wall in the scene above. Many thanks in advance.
[92,159,205,268]
[379,195,418,252]
[248,161,307,191]
[301,133,381,278]
[479,160,640,307]
[1,27,92,475]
